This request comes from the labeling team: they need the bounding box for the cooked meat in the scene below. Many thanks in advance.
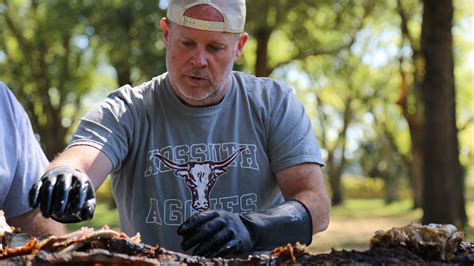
[33,249,164,265]
[0,211,13,235]
[270,242,308,263]
[0,210,12,250]
[36,225,132,252]
[369,223,464,261]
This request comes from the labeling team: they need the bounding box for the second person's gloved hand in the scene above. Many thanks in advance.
[29,166,96,223]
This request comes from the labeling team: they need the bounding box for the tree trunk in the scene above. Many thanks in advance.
[397,0,425,208]
[421,0,467,227]
[384,174,400,204]
[254,28,272,77]
[409,132,423,208]
[403,92,424,209]
[328,160,343,205]
[115,64,132,87]
[326,97,352,206]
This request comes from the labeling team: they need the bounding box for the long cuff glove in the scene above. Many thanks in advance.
[177,200,312,258]
[28,166,96,223]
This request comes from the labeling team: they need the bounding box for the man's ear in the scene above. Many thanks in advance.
[161,18,170,48]
[234,32,248,60]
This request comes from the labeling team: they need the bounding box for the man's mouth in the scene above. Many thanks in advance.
[189,76,206,81]
[184,74,210,86]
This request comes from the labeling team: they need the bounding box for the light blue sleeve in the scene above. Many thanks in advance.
[0,82,49,218]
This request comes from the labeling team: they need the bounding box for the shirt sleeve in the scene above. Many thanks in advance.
[267,89,325,173]
[1,83,49,218]
[67,85,139,171]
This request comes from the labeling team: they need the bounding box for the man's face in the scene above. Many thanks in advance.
[161,14,247,107]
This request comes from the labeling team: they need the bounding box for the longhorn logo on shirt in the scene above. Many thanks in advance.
[153,147,246,211]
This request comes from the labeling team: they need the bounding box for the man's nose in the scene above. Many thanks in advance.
[190,50,208,68]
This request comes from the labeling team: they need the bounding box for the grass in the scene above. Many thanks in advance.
[329,199,422,219]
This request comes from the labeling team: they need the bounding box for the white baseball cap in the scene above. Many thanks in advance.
[166,0,246,33]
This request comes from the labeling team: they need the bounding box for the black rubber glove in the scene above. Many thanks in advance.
[177,200,312,258]
[29,166,96,223]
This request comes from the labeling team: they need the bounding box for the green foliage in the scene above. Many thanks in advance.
[454,1,474,176]
[95,177,116,208]
[0,0,98,157]
[342,177,384,198]
[0,0,168,156]
[86,0,167,86]
[243,0,377,75]
[341,176,412,199]
[66,202,120,232]
[329,198,422,220]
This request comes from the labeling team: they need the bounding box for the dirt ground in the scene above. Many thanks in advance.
[308,216,429,253]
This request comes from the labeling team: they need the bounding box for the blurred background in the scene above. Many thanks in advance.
[0,0,472,252]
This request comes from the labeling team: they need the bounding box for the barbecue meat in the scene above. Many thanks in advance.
[0,211,13,235]
[370,223,464,261]
[1,210,28,254]
[0,210,13,250]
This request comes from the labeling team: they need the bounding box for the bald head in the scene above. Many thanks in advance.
[183,4,224,22]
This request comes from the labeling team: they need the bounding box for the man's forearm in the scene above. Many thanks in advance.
[46,145,113,190]
[7,208,67,236]
[292,190,330,234]
[276,163,331,234]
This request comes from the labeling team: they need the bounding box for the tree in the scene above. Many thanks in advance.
[395,0,424,209]
[420,0,466,227]
[244,0,375,77]
[0,0,97,159]
[297,52,371,206]
[360,96,410,204]
[86,0,167,87]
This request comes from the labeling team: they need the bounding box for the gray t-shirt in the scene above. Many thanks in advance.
[69,71,324,252]
[0,82,49,218]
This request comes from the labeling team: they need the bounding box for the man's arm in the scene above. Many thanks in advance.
[275,163,331,234]
[46,145,113,189]
[7,208,66,236]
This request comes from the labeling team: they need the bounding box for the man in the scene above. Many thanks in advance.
[29,0,330,258]
[0,81,66,237]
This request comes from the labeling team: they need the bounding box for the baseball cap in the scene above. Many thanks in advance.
[166,0,246,33]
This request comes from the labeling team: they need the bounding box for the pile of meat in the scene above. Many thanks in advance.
[1,210,473,265]
[1,212,198,265]
[270,223,474,264]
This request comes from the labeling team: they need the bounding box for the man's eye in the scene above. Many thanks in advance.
[209,46,223,52]
[182,42,194,47]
